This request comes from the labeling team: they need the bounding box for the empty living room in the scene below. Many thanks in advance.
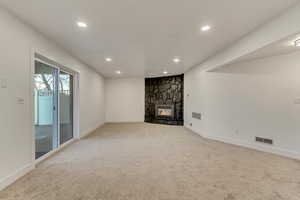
[1,0,300,199]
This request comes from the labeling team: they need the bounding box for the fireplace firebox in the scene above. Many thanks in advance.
[156,105,174,119]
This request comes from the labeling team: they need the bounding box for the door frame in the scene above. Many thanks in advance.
[30,49,80,165]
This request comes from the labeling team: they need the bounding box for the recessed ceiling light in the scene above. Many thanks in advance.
[295,39,300,47]
[105,57,112,62]
[163,71,168,75]
[77,21,88,28]
[201,25,211,32]
[173,58,181,63]
[115,70,121,74]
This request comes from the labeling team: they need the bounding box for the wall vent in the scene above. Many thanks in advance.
[255,137,273,145]
[192,112,201,120]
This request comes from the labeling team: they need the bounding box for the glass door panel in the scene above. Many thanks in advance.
[59,71,74,144]
[34,60,59,159]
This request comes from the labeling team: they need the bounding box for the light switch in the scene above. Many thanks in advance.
[294,98,300,104]
[0,78,7,88]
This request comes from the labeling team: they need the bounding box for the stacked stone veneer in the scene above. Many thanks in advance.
[145,74,184,125]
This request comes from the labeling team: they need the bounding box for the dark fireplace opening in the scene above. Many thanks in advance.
[156,105,174,119]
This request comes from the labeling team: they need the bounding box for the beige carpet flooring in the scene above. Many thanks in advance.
[1,123,300,200]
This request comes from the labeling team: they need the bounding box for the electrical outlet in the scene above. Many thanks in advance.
[0,78,7,88]
[192,112,201,120]
[294,98,300,104]
[17,97,25,104]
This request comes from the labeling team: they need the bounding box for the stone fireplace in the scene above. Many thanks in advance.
[145,74,184,125]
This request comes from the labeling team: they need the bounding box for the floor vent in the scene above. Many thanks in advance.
[192,112,201,120]
[255,137,273,145]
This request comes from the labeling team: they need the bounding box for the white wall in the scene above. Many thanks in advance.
[196,2,300,72]
[184,3,300,160]
[0,7,105,190]
[105,78,144,123]
[185,51,300,159]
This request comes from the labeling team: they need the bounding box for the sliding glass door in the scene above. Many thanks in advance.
[34,60,59,159]
[34,59,74,159]
[59,71,74,145]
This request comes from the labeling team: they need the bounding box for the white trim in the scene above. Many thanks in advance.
[185,125,300,160]
[56,68,61,147]
[31,49,81,161]
[35,53,78,75]
[0,137,77,191]
[73,73,80,139]
[0,163,35,191]
[0,119,100,191]
[105,121,144,124]
[35,57,60,70]
[35,138,77,165]
[30,48,36,163]
[80,122,104,139]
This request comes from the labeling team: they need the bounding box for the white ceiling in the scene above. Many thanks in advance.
[223,33,300,65]
[0,0,298,78]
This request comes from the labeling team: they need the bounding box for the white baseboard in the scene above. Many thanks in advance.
[2,123,298,192]
[80,122,105,139]
[185,125,300,160]
[0,138,77,191]
[0,121,106,192]
[35,138,77,165]
[0,122,105,192]
[105,121,144,124]
[0,163,35,191]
